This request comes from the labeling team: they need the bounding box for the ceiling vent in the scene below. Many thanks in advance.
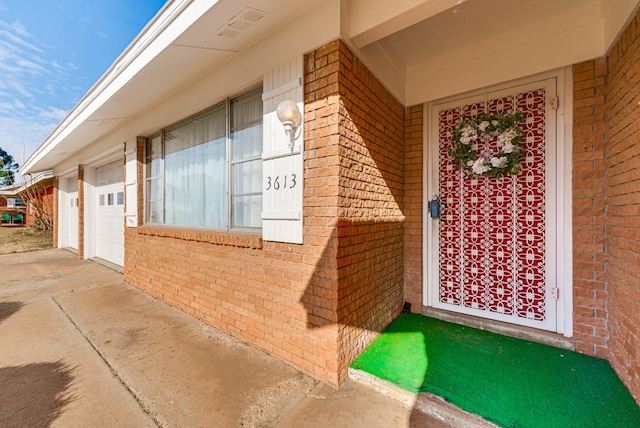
[216,8,268,39]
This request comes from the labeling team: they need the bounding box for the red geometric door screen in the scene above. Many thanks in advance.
[438,88,547,322]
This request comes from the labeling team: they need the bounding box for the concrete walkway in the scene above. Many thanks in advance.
[0,250,488,427]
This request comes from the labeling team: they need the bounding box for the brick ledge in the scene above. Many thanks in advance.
[137,226,263,249]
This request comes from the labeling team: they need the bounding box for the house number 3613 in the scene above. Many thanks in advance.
[265,174,297,191]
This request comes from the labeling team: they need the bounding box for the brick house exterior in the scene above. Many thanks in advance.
[24,0,640,403]
[0,174,53,227]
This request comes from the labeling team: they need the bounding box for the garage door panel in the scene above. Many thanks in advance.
[95,164,124,266]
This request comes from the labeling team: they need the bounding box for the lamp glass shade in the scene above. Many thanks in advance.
[276,100,302,128]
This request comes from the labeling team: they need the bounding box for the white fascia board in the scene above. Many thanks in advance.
[22,0,218,174]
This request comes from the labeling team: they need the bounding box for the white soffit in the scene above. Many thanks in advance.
[373,0,594,65]
[349,0,640,105]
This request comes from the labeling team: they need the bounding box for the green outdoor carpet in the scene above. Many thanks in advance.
[350,314,640,428]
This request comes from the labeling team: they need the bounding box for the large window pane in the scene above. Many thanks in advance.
[164,105,226,228]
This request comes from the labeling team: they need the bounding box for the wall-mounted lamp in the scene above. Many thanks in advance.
[276,99,302,149]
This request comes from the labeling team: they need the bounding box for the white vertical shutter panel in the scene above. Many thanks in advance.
[125,139,138,228]
[262,56,304,244]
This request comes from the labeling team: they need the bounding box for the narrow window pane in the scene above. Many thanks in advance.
[99,194,105,206]
[147,200,163,223]
[230,88,262,229]
[108,193,114,206]
[145,135,163,224]
[232,159,262,194]
[117,192,124,205]
[145,178,163,224]
[233,194,262,229]
[231,124,263,160]
[231,88,263,160]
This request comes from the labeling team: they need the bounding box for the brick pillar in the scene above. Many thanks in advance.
[404,105,424,312]
[572,58,608,358]
[52,176,59,248]
[306,40,406,385]
[77,164,85,259]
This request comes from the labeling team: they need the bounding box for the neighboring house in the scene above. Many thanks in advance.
[5,198,25,209]
[21,0,640,402]
[0,197,7,222]
[0,194,25,224]
[0,172,54,227]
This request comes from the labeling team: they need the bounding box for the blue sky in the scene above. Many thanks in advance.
[0,0,166,165]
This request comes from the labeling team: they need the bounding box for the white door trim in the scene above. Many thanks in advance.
[422,68,573,337]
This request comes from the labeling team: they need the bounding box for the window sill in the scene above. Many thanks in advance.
[137,225,263,249]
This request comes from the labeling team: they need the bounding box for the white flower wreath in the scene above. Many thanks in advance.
[448,111,525,177]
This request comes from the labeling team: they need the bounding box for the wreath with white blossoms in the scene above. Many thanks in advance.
[448,111,525,177]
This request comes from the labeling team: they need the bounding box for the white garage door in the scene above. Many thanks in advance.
[95,162,125,266]
[66,178,79,250]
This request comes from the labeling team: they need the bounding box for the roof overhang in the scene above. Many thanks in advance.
[22,0,325,174]
[0,171,54,197]
[22,0,640,174]
[346,0,640,105]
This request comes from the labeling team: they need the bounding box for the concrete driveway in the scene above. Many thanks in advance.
[0,249,435,427]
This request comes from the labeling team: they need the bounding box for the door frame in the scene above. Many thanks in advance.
[423,68,573,337]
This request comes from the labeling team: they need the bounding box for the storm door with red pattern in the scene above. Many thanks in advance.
[428,79,558,331]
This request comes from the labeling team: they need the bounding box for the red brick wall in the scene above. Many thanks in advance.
[24,187,54,228]
[573,10,640,403]
[125,224,342,384]
[327,41,406,371]
[125,40,405,387]
[572,58,609,358]
[603,10,640,404]
[404,105,424,311]
[53,177,58,247]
